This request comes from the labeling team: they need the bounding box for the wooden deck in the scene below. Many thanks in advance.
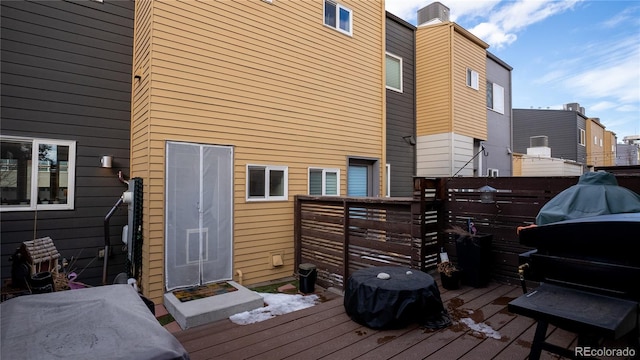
[174,279,593,360]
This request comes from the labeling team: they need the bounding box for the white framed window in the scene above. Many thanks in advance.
[467,68,480,90]
[594,136,598,145]
[487,168,499,177]
[246,164,288,201]
[486,81,504,114]
[385,53,403,92]
[466,68,479,90]
[1,136,76,211]
[579,129,586,146]
[600,138,603,147]
[324,0,352,36]
[308,168,339,196]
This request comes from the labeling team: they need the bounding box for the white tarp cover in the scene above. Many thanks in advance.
[0,285,189,360]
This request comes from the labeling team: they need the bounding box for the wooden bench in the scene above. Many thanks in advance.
[508,213,640,360]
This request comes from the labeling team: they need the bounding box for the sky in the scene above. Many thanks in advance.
[385,0,640,142]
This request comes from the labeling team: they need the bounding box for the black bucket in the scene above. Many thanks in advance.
[298,263,317,294]
[30,271,54,294]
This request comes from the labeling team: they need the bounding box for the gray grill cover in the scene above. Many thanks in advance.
[1,284,189,360]
[536,171,640,225]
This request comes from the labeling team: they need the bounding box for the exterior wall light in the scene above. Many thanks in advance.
[100,155,113,168]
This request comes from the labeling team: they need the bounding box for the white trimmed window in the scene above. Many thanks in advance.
[486,81,504,114]
[308,168,339,196]
[324,0,352,36]
[386,53,403,92]
[1,136,76,211]
[579,129,586,146]
[466,68,479,90]
[247,164,288,201]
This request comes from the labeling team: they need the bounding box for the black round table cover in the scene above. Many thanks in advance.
[343,266,451,330]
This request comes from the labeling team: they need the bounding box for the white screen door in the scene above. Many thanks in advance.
[165,141,233,291]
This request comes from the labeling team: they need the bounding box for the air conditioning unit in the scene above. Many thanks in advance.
[530,136,548,148]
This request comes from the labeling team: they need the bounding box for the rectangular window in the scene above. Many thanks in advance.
[486,81,504,114]
[386,53,403,92]
[594,136,598,145]
[308,168,339,196]
[1,136,76,211]
[579,129,586,146]
[466,68,479,90]
[324,0,352,36]
[247,164,288,201]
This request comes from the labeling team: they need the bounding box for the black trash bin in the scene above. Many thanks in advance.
[456,234,492,287]
[298,263,317,294]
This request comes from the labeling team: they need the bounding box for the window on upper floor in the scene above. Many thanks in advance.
[324,0,352,36]
[386,53,403,93]
[247,164,288,201]
[594,136,598,145]
[466,68,479,90]
[486,81,504,114]
[579,129,586,146]
[309,168,339,196]
[1,136,76,211]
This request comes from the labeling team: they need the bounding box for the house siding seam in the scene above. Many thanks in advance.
[131,0,385,301]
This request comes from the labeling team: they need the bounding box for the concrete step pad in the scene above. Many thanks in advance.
[163,281,264,330]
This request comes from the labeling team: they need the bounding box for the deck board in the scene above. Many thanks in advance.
[174,280,607,359]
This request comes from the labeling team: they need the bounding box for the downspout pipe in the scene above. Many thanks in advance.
[236,269,244,285]
[103,196,124,285]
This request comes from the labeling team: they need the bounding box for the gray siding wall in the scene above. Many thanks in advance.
[513,109,586,165]
[1,0,134,285]
[485,54,512,176]
[386,13,416,197]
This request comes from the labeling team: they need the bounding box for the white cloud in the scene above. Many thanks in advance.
[563,47,640,104]
[467,22,516,49]
[386,0,583,49]
[589,101,617,112]
[600,5,640,28]
[472,0,581,48]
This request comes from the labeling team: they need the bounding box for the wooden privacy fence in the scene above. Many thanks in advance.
[295,174,640,291]
[294,178,442,290]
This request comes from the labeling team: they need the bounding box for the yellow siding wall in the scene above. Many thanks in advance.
[416,24,451,136]
[585,119,605,167]
[415,23,488,140]
[131,0,155,297]
[132,0,385,301]
[603,130,617,166]
[452,30,487,140]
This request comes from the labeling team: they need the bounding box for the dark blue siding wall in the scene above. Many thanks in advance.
[1,0,134,285]
[386,13,416,197]
[513,109,586,164]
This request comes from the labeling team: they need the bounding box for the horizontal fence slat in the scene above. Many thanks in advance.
[295,174,640,291]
